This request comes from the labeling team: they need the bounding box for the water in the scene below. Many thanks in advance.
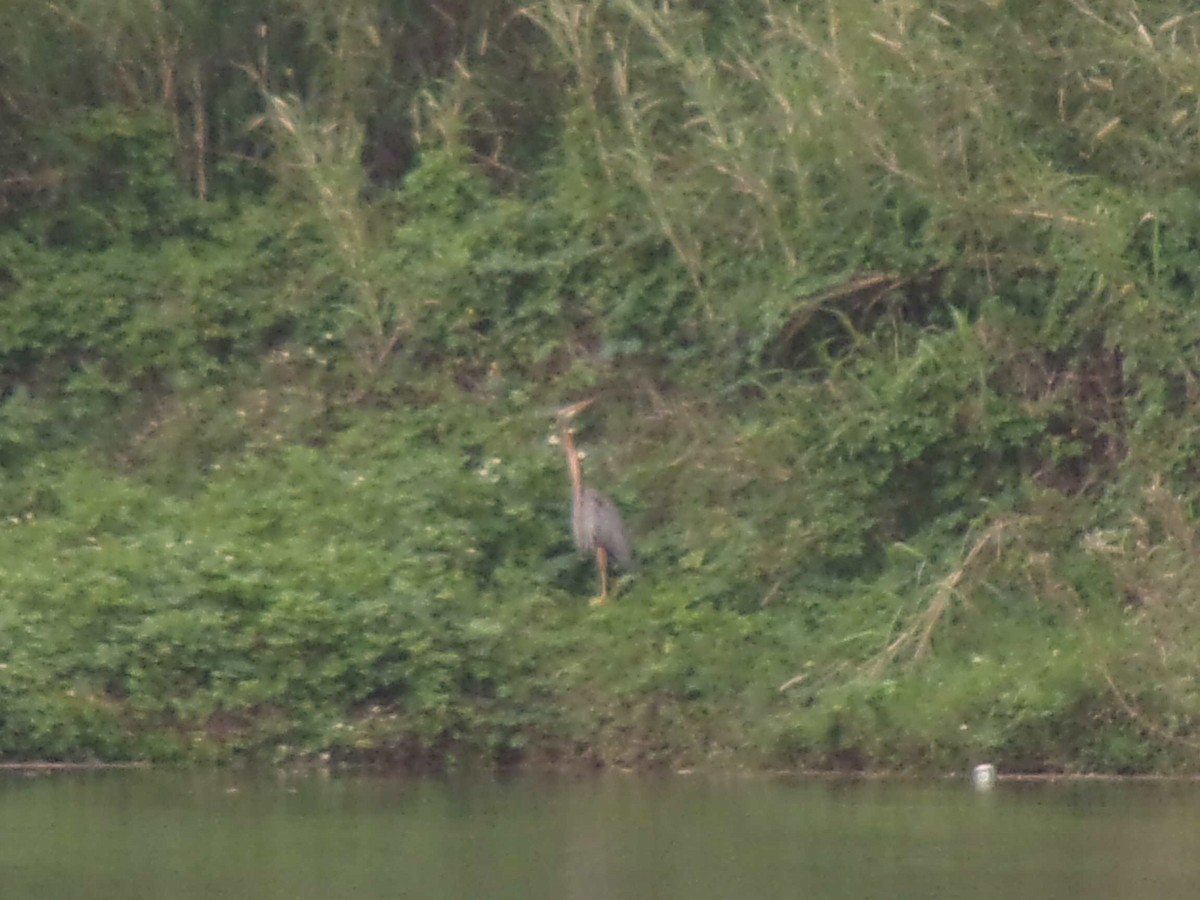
[3,768,1200,899]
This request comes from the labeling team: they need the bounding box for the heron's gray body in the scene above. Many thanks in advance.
[573,486,633,570]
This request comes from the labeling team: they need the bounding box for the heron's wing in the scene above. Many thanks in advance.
[584,488,633,570]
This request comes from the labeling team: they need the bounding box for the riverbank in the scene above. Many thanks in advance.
[0,404,1191,774]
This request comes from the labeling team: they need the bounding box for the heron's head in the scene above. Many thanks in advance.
[555,398,594,425]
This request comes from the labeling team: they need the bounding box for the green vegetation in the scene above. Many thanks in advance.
[4,1,1200,773]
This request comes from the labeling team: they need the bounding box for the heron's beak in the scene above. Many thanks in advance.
[556,398,595,421]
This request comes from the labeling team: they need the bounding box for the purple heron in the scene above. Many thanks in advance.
[556,399,632,604]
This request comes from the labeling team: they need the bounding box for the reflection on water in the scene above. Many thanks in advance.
[2,768,1200,899]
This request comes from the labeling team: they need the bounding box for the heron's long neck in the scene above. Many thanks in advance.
[561,427,584,505]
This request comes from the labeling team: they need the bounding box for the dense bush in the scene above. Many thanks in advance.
[4,1,1200,772]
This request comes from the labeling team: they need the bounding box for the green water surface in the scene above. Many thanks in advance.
[2,770,1197,899]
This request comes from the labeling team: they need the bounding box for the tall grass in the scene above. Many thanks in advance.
[5,0,1200,770]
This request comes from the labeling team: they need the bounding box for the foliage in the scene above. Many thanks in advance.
[6,1,1200,774]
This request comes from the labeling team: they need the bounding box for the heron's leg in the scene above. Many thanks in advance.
[590,546,608,606]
